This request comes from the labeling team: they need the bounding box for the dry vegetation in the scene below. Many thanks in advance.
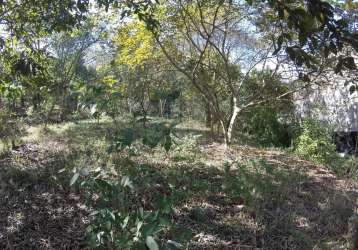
[0,119,357,249]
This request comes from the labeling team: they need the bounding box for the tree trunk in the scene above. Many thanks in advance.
[45,102,55,128]
[226,108,240,145]
[32,93,39,111]
[126,98,132,116]
[223,97,240,147]
[159,99,166,117]
[60,82,68,121]
[205,103,212,128]
[220,120,229,147]
[205,103,215,139]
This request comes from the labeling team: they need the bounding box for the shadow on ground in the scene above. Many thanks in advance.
[0,120,357,249]
[0,144,89,249]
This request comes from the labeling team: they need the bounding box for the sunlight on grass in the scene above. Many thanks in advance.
[1,117,356,250]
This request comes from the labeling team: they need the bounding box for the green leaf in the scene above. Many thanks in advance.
[122,215,130,229]
[109,211,116,220]
[121,176,133,188]
[167,240,183,249]
[159,217,171,226]
[141,223,157,237]
[146,236,159,250]
[70,173,80,186]
[95,179,113,192]
[349,85,356,94]
[90,104,97,115]
[137,221,143,232]
[163,135,172,152]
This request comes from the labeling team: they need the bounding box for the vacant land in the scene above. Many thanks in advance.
[1,1,358,249]
[0,118,357,249]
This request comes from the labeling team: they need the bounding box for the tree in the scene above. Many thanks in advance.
[138,1,283,145]
[140,0,358,146]
[1,0,357,103]
[45,17,108,121]
[113,20,181,124]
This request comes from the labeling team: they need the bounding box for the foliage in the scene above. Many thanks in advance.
[81,77,122,122]
[330,155,358,181]
[77,169,174,249]
[171,134,201,162]
[112,19,183,120]
[114,21,157,68]
[246,0,358,77]
[1,0,358,248]
[240,106,296,147]
[69,120,191,249]
[294,119,337,164]
[0,110,25,149]
[238,71,296,147]
[107,121,175,153]
[223,159,276,207]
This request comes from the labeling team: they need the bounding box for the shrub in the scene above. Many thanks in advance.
[0,110,25,149]
[293,119,336,164]
[71,165,191,250]
[239,106,295,147]
[107,122,174,153]
[331,156,358,181]
[237,70,296,148]
[77,169,172,249]
[71,121,190,249]
[171,134,201,162]
[223,159,276,207]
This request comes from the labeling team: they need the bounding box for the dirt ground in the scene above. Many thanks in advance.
[0,122,357,249]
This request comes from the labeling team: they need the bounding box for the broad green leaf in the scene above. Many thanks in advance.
[163,135,172,152]
[146,236,159,250]
[90,104,97,115]
[122,215,130,229]
[70,173,80,186]
[121,176,133,188]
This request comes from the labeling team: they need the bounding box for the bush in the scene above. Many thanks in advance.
[239,106,295,147]
[331,156,358,181]
[171,134,201,162]
[0,110,25,149]
[237,70,296,148]
[71,164,192,249]
[71,121,191,249]
[76,169,172,249]
[107,122,174,153]
[293,119,336,164]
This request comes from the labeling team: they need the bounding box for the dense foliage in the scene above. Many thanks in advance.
[294,119,337,164]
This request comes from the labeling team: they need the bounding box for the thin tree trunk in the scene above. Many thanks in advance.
[227,110,240,145]
[45,102,55,128]
[224,97,240,147]
[60,82,69,121]
[220,120,229,147]
[205,103,212,128]
[126,98,132,116]
[159,99,165,117]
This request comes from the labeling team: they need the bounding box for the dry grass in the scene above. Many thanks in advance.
[0,119,357,249]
